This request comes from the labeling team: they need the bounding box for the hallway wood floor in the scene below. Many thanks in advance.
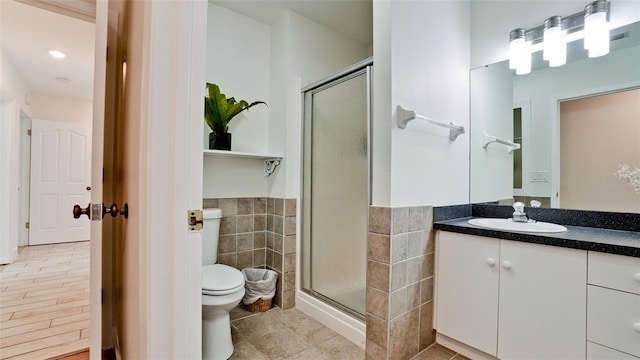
[0,242,90,360]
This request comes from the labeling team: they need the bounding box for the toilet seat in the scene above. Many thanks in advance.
[202,264,245,296]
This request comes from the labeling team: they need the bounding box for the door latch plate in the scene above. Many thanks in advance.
[91,204,103,221]
[188,210,203,231]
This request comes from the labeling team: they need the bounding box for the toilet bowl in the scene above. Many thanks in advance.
[202,264,244,360]
[202,209,245,360]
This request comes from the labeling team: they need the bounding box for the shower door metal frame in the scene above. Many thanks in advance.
[300,57,373,320]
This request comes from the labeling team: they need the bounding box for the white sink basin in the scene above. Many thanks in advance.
[468,218,568,233]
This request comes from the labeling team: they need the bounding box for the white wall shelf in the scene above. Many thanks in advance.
[203,149,282,176]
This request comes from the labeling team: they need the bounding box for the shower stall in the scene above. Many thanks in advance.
[301,58,372,320]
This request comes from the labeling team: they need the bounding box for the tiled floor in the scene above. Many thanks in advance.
[0,241,467,360]
[228,305,468,360]
[0,242,90,360]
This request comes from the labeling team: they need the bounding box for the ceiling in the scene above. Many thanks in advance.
[0,0,371,104]
[1,0,96,101]
[211,0,373,46]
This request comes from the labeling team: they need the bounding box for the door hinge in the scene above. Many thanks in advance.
[25,222,29,229]
[27,129,31,136]
[188,210,203,231]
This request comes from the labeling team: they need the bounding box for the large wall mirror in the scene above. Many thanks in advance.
[470,20,640,213]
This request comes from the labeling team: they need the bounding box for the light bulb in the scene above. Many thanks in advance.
[543,16,566,67]
[585,1,609,58]
[516,51,531,75]
[509,28,526,70]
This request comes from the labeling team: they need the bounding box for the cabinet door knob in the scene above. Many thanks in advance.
[502,261,512,270]
[634,273,640,283]
[486,258,496,266]
[634,323,640,333]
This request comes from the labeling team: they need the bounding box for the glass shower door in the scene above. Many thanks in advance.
[302,65,370,318]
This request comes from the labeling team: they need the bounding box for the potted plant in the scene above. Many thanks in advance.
[204,83,267,150]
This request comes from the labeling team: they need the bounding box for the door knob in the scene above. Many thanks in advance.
[73,203,91,219]
[72,202,129,220]
[86,186,91,191]
[103,203,129,219]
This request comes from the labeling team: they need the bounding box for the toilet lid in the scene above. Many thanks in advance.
[202,264,244,294]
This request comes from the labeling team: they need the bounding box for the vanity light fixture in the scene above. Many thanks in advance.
[508,0,610,74]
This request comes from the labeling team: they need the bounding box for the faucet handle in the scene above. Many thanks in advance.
[512,202,525,215]
[530,200,542,208]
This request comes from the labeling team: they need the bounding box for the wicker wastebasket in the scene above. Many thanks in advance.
[241,268,277,312]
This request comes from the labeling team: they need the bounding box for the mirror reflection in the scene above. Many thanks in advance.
[470,21,640,213]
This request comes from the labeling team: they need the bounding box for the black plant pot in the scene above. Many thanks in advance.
[209,132,232,151]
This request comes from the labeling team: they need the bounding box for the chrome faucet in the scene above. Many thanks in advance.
[512,202,529,223]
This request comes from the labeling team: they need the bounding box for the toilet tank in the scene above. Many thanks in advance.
[202,208,223,265]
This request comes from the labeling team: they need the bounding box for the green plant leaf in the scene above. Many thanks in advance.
[204,83,267,133]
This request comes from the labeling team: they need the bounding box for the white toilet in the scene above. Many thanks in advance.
[202,208,245,360]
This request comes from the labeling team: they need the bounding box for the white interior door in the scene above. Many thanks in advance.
[90,1,108,358]
[29,118,92,245]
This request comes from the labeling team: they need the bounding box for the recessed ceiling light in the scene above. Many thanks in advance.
[48,50,66,59]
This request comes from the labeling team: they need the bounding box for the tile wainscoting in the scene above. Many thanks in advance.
[366,205,437,360]
[203,199,439,357]
[203,197,296,310]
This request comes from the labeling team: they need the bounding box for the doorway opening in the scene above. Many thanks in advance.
[0,1,96,357]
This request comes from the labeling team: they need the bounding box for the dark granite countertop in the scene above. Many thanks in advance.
[434,217,640,258]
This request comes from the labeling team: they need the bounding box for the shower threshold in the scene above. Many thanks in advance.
[308,289,366,322]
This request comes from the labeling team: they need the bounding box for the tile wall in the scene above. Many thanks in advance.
[203,197,296,310]
[265,198,297,310]
[365,206,436,360]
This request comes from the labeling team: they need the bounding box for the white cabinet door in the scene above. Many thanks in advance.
[587,285,640,357]
[436,232,500,356]
[498,241,587,360]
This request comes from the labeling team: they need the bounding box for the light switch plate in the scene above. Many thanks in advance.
[531,171,549,182]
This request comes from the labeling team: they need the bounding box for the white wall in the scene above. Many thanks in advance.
[471,1,640,69]
[268,10,369,199]
[31,93,93,123]
[0,51,32,263]
[1,51,32,117]
[203,4,369,199]
[203,4,271,198]
[384,1,471,207]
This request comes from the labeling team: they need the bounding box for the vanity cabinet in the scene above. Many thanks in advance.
[586,252,640,359]
[435,232,587,359]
